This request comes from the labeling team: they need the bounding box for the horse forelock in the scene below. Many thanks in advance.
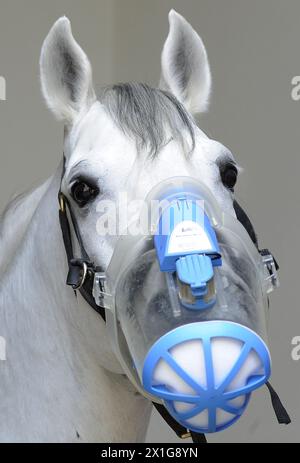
[98,82,196,157]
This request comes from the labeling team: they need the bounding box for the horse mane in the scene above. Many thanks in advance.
[0,178,52,276]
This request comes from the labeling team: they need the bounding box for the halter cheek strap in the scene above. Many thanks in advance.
[58,160,290,443]
[58,191,106,321]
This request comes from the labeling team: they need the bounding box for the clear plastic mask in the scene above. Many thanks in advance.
[98,177,276,405]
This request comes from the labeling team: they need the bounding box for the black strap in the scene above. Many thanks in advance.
[58,191,106,322]
[153,402,207,443]
[65,197,90,262]
[233,200,258,247]
[266,381,291,425]
[190,431,207,443]
[59,207,74,263]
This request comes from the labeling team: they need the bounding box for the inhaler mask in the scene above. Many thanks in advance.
[94,177,279,433]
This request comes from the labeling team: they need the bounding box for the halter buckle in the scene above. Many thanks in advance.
[77,261,88,289]
[58,193,66,212]
[180,431,191,439]
[261,251,279,294]
[67,260,88,290]
[92,272,111,308]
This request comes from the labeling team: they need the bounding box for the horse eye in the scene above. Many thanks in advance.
[220,164,238,191]
[71,181,99,206]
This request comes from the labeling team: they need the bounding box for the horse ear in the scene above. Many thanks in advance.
[159,10,211,115]
[40,17,96,124]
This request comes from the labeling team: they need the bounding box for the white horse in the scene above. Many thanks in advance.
[0,10,249,442]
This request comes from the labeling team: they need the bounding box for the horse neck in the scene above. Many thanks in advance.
[0,165,151,442]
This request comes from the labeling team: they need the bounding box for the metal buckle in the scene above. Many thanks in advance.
[261,253,279,294]
[181,431,191,439]
[72,261,88,290]
[59,193,65,212]
[92,272,108,307]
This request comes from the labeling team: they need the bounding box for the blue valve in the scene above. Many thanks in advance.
[154,194,222,310]
[176,254,216,309]
[176,254,213,296]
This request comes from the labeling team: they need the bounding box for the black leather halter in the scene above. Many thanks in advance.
[58,191,106,321]
[58,162,290,442]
